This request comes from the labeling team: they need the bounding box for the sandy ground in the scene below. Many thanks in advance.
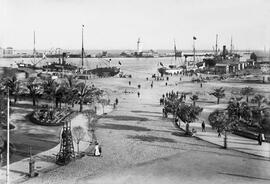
[15,73,270,184]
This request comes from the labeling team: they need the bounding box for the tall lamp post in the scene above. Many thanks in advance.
[6,89,10,184]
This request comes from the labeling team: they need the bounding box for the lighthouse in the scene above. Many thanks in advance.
[137,38,142,53]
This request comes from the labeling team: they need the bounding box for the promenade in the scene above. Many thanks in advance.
[1,74,270,184]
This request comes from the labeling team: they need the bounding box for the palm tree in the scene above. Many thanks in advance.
[227,97,242,120]
[4,76,20,104]
[75,82,101,112]
[251,94,267,108]
[208,110,236,148]
[176,103,203,134]
[42,78,55,106]
[190,94,199,106]
[240,102,252,123]
[26,78,43,106]
[240,87,253,103]
[54,84,68,109]
[210,87,225,104]
[64,75,77,107]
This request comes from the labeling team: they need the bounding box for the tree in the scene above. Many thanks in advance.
[4,76,20,104]
[240,102,252,123]
[84,110,97,144]
[251,94,267,108]
[190,94,199,106]
[74,82,102,112]
[64,75,77,107]
[240,87,253,103]
[210,87,225,104]
[26,78,43,106]
[72,126,86,155]
[208,110,237,148]
[176,103,203,134]
[250,52,257,61]
[227,97,242,120]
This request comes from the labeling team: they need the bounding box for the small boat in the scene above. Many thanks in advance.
[158,40,184,76]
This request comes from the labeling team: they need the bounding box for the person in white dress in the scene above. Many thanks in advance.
[94,142,101,156]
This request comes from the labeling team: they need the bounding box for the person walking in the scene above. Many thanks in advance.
[201,121,206,132]
[115,98,118,105]
[217,128,221,137]
[129,81,131,86]
[137,92,140,98]
[258,133,262,145]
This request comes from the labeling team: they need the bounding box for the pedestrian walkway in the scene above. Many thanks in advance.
[0,104,113,184]
[176,121,270,158]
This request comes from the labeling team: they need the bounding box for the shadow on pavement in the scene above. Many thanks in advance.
[97,123,151,132]
[102,115,149,122]
[127,135,176,143]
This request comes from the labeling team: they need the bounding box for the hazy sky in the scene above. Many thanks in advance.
[1,0,270,50]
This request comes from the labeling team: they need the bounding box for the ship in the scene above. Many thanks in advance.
[42,52,78,72]
[77,25,120,78]
[158,40,184,76]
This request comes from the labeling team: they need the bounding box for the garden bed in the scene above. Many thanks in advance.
[29,108,74,126]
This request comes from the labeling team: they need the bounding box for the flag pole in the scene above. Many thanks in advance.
[6,88,10,184]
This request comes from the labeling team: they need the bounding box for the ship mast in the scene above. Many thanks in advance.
[81,25,84,68]
[230,36,233,54]
[215,34,218,56]
[174,39,177,62]
[33,31,36,64]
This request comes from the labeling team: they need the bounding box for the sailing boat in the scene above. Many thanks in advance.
[80,25,120,77]
[158,40,184,76]
[16,31,44,70]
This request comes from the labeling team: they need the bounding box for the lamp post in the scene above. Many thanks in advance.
[6,89,10,184]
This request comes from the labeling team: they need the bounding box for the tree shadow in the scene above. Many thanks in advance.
[127,135,176,143]
[101,115,149,122]
[131,110,161,115]
[97,123,151,132]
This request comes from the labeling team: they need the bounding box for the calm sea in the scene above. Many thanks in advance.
[0,57,189,78]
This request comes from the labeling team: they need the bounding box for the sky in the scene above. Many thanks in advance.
[0,0,270,51]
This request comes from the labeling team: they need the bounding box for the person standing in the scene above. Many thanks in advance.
[129,81,131,86]
[115,98,119,105]
[137,92,140,98]
[217,128,221,137]
[94,142,101,156]
[202,121,206,132]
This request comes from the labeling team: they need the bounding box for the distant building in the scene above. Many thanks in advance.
[0,47,3,57]
[3,47,14,56]
[260,62,270,74]
[215,60,247,74]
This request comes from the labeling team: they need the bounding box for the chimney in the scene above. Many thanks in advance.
[62,53,67,65]
[222,45,227,58]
